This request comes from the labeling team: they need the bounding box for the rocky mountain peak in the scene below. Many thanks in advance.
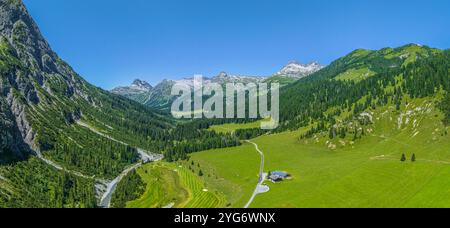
[217,71,228,78]
[131,79,152,91]
[0,0,105,159]
[0,0,56,70]
[1,0,86,99]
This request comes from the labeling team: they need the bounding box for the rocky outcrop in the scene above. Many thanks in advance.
[0,95,31,164]
[0,0,87,159]
[0,0,55,71]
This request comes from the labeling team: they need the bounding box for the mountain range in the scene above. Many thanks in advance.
[111,62,324,110]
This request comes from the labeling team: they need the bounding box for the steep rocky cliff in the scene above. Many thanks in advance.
[0,0,171,168]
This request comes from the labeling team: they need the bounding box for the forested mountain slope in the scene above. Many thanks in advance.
[0,0,177,175]
[0,0,238,207]
[278,45,449,132]
[0,0,171,207]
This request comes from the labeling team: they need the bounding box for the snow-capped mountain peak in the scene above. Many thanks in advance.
[276,61,324,78]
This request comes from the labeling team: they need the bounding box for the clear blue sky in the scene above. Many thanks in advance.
[23,0,450,89]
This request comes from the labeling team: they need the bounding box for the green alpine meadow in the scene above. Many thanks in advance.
[0,0,449,210]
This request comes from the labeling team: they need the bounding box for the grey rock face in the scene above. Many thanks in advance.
[131,79,152,91]
[210,72,265,84]
[0,95,31,164]
[0,0,92,158]
[0,1,55,70]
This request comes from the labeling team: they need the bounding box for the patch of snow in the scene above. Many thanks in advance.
[276,61,324,78]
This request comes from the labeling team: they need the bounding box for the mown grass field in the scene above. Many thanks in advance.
[192,97,450,208]
[190,143,261,207]
[126,162,227,208]
[209,121,262,134]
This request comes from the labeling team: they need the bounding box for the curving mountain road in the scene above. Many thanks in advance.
[30,121,165,208]
[244,140,269,208]
[98,162,142,208]
[98,149,164,208]
[77,121,166,207]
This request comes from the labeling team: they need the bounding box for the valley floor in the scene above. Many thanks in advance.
[145,97,450,208]
[99,97,450,208]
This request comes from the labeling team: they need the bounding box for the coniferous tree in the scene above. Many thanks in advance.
[329,127,336,139]
[339,128,346,139]
[401,154,407,162]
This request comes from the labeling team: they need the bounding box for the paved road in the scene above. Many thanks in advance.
[31,121,165,208]
[244,140,268,208]
[77,121,166,207]
[98,149,163,208]
[98,162,145,208]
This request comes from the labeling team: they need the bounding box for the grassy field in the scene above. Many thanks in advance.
[126,162,227,208]
[209,120,263,134]
[190,143,261,207]
[123,96,450,208]
[191,97,450,208]
[335,67,376,82]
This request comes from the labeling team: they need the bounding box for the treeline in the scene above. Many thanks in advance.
[110,170,146,208]
[165,132,241,162]
[123,118,244,162]
[0,158,97,208]
[235,128,269,140]
[440,93,450,125]
[176,118,260,131]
